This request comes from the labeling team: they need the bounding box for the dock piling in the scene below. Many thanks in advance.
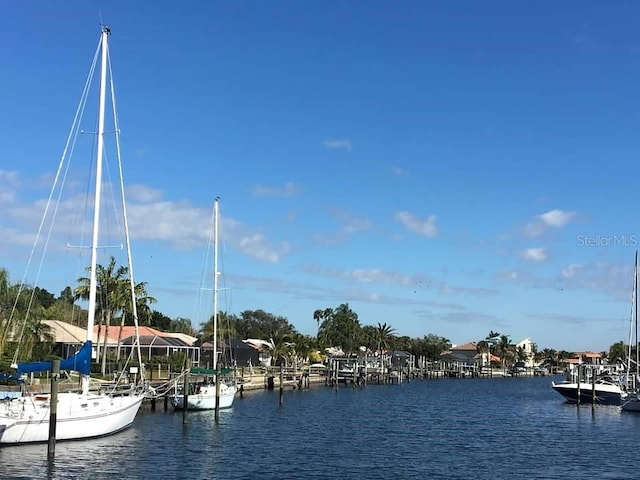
[47,359,60,460]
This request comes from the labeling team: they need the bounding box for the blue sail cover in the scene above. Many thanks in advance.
[16,341,93,375]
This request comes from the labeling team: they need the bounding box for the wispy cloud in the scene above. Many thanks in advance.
[323,139,352,151]
[250,181,302,198]
[417,310,508,327]
[127,184,164,202]
[522,209,576,237]
[527,313,620,326]
[395,211,438,237]
[521,247,548,262]
[313,207,372,246]
[0,170,19,184]
[302,265,424,286]
[301,265,499,297]
[330,208,371,234]
[391,165,408,177]
[0,180,294,264]
[237,233,291,263]
[496,261,633,300]
[0,170,19,205]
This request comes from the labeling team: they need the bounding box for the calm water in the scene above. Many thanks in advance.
[2,376,639,479]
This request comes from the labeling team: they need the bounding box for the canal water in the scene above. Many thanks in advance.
[1,376,639,479]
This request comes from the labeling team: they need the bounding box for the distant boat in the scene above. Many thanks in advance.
[551,374,625,405]
[0,27,145,444]
[172,198,237,411]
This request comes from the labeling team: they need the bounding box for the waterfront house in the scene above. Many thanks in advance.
[513,337,535,367]
[243,338,273,367]
[568,351,605,366]
[200,338,261,369]
[40,320,87,359]
[390,350,413,369]
[440,342,479,364]
[93,325,199,364]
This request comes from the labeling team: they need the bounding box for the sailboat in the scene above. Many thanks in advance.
[551,253,636,406]
[0,26,145,444]
[172,198,237,410]
[621,251,640,412]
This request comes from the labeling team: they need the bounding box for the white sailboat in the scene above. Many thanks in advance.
[0,26,145,444]
[172,198,237,410]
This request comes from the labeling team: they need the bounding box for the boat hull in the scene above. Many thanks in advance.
[0,392,144,444]
[622,394,640,412]
[551,381,624,405]
[172,384,237,410]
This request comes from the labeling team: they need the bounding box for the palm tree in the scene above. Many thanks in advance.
[477,340,490,366]
[375,322,395,355]
[313,309,323,334]
[0,268,13,359]
[497,335,512,368]
[116,280,156,362]
[18,314,54,362]
[268,331,294,367]
[75,256,129,375]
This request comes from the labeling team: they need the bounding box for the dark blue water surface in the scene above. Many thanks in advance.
[2,376,639,479]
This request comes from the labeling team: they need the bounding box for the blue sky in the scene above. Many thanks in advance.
[1,1,639,352]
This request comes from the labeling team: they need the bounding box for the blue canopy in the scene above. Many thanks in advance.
[16,341,92,375]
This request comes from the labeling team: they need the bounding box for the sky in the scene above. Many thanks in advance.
[1,1,640,353]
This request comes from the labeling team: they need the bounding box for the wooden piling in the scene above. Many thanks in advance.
[182,359,190,424]
[215,361,221,422]
[279,364,284,405]
[47,359,60,460]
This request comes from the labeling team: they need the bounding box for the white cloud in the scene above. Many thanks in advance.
[561,264,583,278]
[250,182,302,197]
[0,170,19,184]
[0,170,19,205]
[521,247,548,262]
[522,209,576,237]
[540,209,575,228]
[127,184,163,202]
[237,234,291,263]
[323,139,352,151]
[395,211,438,237]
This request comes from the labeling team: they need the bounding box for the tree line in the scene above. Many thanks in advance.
[0,260,632,371]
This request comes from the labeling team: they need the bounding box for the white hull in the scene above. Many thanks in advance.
[172,384,237,410]
[551,380,625,405]
[0,391,143,444]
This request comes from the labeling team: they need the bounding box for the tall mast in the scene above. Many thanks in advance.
[82,26,110,395]
[635,250,638,385]
[213,197,220,372]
